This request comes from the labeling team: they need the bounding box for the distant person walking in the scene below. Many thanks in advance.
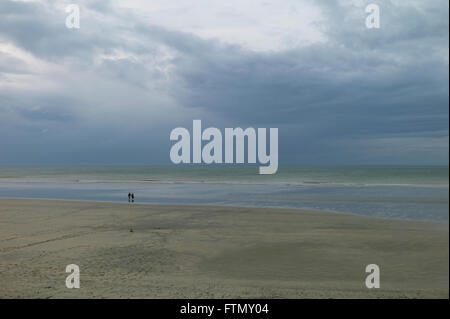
[131,193,135,203]
[128,192,131,202]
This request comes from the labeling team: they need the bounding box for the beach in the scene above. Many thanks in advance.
[0,198,448,298]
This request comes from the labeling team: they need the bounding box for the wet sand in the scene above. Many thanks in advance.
[0,198,448,298]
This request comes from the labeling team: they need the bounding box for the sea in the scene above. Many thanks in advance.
[0,165,448,222]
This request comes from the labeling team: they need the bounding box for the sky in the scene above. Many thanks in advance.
[0,0,448,165]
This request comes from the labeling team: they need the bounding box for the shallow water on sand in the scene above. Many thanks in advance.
[0,165,448,222]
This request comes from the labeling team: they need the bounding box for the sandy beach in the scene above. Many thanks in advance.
[0,198,448,298]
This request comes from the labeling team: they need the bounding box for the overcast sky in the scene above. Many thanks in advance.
[0,0,448,165]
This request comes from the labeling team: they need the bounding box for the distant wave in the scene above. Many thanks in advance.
[0,176,448,188]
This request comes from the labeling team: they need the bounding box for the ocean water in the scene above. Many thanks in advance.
[0,166,448,221]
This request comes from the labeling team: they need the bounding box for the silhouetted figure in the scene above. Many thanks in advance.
[131,193,135,203]
[128,192,131,202]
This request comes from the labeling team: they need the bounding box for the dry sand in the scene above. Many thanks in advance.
[0,198,448,298]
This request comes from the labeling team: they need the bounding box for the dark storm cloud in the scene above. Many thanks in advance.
[0,0,448,164]
[153,1,449,138]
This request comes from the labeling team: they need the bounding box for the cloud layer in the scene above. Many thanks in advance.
[0,0,448,164]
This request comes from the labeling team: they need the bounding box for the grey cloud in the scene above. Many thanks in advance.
[16,105,77,123]
[0,0,122,61]
[149,0,449,139]
[0,0,447,165]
